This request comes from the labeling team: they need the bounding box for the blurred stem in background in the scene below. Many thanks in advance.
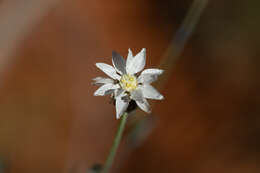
[157,0,208,89]
[127,0,209,150]
[0,0,58,88]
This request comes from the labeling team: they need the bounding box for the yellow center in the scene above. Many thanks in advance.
[120,74,138,92]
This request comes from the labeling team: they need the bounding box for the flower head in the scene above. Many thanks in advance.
[93,48,164,119]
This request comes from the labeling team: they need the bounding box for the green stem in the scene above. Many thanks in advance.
[101,112,128,173]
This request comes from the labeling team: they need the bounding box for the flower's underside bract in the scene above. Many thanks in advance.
[93,48,164,119]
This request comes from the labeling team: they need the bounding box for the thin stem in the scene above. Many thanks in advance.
[101,112,128,173]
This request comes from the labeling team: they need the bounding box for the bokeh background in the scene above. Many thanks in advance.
[0,0,259,172]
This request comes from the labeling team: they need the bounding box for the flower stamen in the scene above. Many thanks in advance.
[120,74,138,92]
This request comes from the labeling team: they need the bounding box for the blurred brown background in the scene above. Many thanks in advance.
[0,0,259,172]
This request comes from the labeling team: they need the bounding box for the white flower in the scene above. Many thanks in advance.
[93,48,164,119]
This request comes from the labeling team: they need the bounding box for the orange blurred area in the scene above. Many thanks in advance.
[0,0,259,173]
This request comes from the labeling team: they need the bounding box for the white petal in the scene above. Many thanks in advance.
[138,68,164,84]
[92,77,114,85]
[116,93,129,119]
[94,83,119,96]
[112,51,126,74]
[141,68,164,75]
[140,84,164,100]
[114,88,124,98]
[136,98,151,113]
[96,63,120,80]
[130,89,143,102]
[126,48,134,67]
[126,48,146,75]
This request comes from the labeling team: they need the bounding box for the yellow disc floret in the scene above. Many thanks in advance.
[120,74,138,92]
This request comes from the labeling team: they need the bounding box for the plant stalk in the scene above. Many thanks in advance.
[100,112,128,173]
